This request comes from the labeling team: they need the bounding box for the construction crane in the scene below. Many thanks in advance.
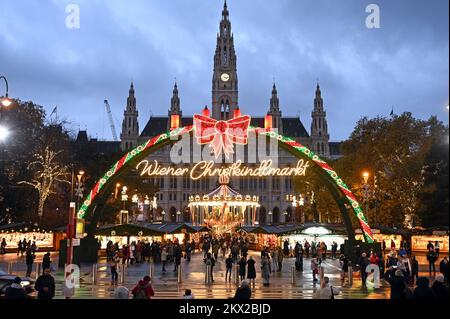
[104,99,118,141]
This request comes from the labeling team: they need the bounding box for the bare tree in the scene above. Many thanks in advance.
[19,146,70,222]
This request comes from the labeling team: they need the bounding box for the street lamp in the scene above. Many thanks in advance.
[362,171,371,223]
[268,210,273,225]
[0,76,12,107]
[75,171,85,211]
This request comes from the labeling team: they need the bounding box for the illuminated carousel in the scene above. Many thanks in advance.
[188,175,260,234]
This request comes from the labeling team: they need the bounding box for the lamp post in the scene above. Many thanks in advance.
[268,211,273,225]
[299,194,305,224]
[0,76,13,108]
[75,171,84,211]
[121,186,128,224]
[131,194,139,222]
[362,171,371,223]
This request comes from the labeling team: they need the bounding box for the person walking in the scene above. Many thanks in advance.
[277,246,284,272]
[426,248,438,277]
[339,255,349,285]
[16,239,22,256]
[5,277,28,299]
[238,256,247,281]
[42,252,51,274]
[331,242,338,260]
[358,252,370,287]
[25,248,35,277]
[225,254,233,282]
[304,241,310,258]
[204,252,216,282]
[234,280,252,300]
[161,247,168,272]
[35,267,56,299]
[247,256,256,287]
[173,244,182,272]
[110,253,119,285]
[311,256,320,283]
[271,248,278,272]
[131,276,155,299]
[185,241,192,262]
[231,243,239,263]
[314,276,340,299]
[261,253,271,286]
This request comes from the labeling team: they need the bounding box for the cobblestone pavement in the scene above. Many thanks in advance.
[0,251,447,299]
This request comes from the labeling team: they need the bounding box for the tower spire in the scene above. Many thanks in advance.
[311,83,329,157]
[212,0,238,120]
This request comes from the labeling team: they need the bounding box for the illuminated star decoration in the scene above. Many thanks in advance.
[193,114,251,159]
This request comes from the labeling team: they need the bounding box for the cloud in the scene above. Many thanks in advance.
[0,0,448,141]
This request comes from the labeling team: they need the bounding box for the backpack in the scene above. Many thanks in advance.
[133,286,147,299]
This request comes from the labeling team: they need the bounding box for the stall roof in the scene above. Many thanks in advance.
[96,224,165,236]
[133,223,208,234]
[0,222,53,233]
[277,223,347,235]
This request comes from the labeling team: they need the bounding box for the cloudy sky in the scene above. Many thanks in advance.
[0,0,448,141]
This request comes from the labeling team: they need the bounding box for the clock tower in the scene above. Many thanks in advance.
[212,1,238,120]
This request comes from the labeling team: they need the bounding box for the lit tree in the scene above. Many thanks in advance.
[19,146,70,222]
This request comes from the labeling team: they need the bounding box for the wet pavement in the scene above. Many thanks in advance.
[0,250,447,299]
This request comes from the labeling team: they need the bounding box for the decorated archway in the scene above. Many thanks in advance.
[77,117,374,243]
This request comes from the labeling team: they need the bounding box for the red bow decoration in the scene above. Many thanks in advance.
[193,114,251,159]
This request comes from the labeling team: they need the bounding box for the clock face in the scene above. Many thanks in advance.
[221,73,230,82]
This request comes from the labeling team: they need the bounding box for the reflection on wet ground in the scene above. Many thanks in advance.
[0,250,447,299]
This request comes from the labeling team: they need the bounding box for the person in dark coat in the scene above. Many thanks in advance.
[246,256,256,286]
[234,280,252,300]
[385,268,409,299]
[359,252,370,286]
[410,256,419,285]
[173,244,182,272]
[426,249,438,277]
[431,275,449,300]
[35,267,56,299]
[238,256,247,281]
[5,277,28,299]
[25,248,35,277]
[439,257,449,285]
[413,277,436,299]
[42,252,51,274]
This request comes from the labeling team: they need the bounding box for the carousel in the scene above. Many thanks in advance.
[188,175,260,234]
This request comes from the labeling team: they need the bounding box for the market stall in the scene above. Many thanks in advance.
[0,222,63,252]
[410,228,449,252]
[280,223,348,248]
[95,223,165,249]
[355,226,407,250]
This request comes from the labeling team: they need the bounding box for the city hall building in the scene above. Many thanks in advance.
[89,2,343,228]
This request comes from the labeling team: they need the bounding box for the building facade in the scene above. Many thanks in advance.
[119,2,342,225]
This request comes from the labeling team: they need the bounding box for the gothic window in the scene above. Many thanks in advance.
[222,46,228,65]
[317,143,321,154]
[319,119,321,129]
